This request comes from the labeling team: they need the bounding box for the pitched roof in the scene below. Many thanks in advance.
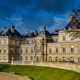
[0,28,22,37]
[63,18,80,30]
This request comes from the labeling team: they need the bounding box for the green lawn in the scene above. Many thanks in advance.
[0,64,80,80]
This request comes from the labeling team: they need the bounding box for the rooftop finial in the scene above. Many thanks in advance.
[43,25,46,30]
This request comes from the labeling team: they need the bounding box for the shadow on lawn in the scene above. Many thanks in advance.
[15,73,20,75]
[29,77,34,80]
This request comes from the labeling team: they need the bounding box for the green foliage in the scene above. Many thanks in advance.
[0,64,80,80]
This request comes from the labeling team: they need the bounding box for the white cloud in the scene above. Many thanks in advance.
[46,17,69,33]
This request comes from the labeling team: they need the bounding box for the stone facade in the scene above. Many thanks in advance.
[0,17,80,63]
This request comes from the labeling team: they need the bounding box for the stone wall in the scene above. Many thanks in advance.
[11,60,80,73]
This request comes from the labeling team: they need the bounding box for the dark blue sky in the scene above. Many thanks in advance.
[0,0,80,34]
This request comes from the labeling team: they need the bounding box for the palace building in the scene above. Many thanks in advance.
[0,17,80,63]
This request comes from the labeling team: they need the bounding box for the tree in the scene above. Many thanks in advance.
[65,5,80,39]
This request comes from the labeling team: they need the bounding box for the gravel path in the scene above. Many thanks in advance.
[0,72,29,80]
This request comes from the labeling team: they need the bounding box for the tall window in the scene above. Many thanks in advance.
[26,48,28,53]
[25,56,28,61]
[63,36,66,41]
[4,40,6,44]
[31,48,33,53]
[4,56,6,60]
[71,35,74,41]
[71,46,74,53]
[0,41,2,45]
[49,48,51,54]
[21,49,22,53]
[71,57,74,62]
[0,56,1,60]
[11,48,13,53]
[20,56,22,61]
[11,56,13,60]
[49,56,52,61]
[63,47,65,53]
[15,56,17,60]
[63,57,65,62]
[27,41,29,44]
[37,47,40,53]
[11,40,13,45]
[20,41,22,45]
[31,56,33,61]
[36,56,39,61]
[0,48,1,53]
[55,57,58,62]
[56,48,58,53]
[15,49,17,53]
[15,41,18,45]
[32,41,34,44]
[4,48,6,53]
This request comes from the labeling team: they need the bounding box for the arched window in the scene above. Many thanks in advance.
[25,56,28,61]
[15,56,17,60]
[63,57,65,62]
[71,57,74,62]
[36,57,39,61]
[20,56,23,61]
[49,57,52,61]
[31,56,33,61]
[55,57,58,62]
[11,56,14,60]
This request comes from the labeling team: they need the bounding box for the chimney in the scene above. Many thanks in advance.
[55,29,57,32]
[3,27,6,30]
[34,30,37,36]
[26,31,29,34]
[10,26,15,33]
[69,16,73,22]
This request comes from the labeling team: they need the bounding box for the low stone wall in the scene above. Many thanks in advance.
[11,60,80,73]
